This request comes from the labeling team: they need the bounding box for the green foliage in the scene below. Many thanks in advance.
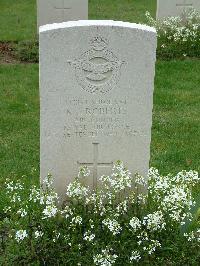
[146,9,200,60]
[0,164,199,265]
[14,40,39,63]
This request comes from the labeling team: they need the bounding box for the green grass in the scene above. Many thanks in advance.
[89,0,156,23]
[151,60,200,174]
[0,61,199,183]
[0,0,37,41]
[0,0,156,41]
[0,65,39,180]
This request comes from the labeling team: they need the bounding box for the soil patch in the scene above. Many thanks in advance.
[0,42,20,64]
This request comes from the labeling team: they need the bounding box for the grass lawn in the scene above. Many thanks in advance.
[0,61,199,184]
[0,65,39,182]
[0,0,37,41]
[0,0,156,41]
[152,60,200,174]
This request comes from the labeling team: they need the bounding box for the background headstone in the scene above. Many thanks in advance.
[37,0,88,28]
[40,21,157,199]
[157,0,200,19]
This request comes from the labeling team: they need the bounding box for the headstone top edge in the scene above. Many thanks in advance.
[39,20,156,34]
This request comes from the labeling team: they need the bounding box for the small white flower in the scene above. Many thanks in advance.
[129,217,141,232]
[43,174,54,188]
[147,240,161,255]
[15,230,28,242]
[130,250,141,262]
[29,186,40,202]
[135,173,147,187]
[35,230,44,239]
[53,232,60,242]
[93,248,118,266]
[61,205,73,219]
[78,166,90,178]
[102,218,122,235]
[42,205,58,219]
[71,216,82,226]
[66,180,89,200]
[17,208,27,217]
[83,231,95,242]
[3,206,11,213]
[143,211,166,231]
[11,194,21,203]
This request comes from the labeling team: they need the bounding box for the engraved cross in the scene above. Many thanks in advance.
[77,143,113,188]
[54,0,72,20]
[176,0,193,7]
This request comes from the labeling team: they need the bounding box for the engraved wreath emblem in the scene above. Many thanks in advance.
[70,36,123,94]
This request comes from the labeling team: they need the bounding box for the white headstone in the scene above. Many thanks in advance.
[37,0,88,28]
[40,21,157,199]
[157,0,200,19]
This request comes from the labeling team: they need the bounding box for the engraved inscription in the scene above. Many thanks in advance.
[63,97,147,139]
[77,143,113,188]
[70,36,123,94]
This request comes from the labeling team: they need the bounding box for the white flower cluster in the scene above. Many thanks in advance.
[137,231,149,246]
[100,161,132,192]
[146,9,200,56]
[137,193,147,205]
[78,166,90,178]
[129,217,141,232]
[66,180,89,200]
[29,186,40,202]
[43,174,54,189]
[41,184,59,219]
[11,194,21,203]
[102,218,122,235]
[148,168,199,224]
[40,191,59,205]
[70,216,82,226]
[130,250,141,262]
[85,192,106,216]
[39,175,60,219]
[6,181,24,193]
[4,161,199,265]
[143,211,166,231]
[17,208,28,218]
[144,240,161,255]
[5,180,24,204]
[116,200,128,215]
[93,248,118,266]
[184,229,200,242]
[61,205,73,219]
[83,230,95,242]
[42,205,58,219]
[135,173,147,187]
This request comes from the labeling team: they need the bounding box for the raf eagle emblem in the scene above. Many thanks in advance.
[70,36,123,94]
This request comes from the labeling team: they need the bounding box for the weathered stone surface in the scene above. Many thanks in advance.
[157,0,200,19]
[37,0,88,28]
[40,21,157,199]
